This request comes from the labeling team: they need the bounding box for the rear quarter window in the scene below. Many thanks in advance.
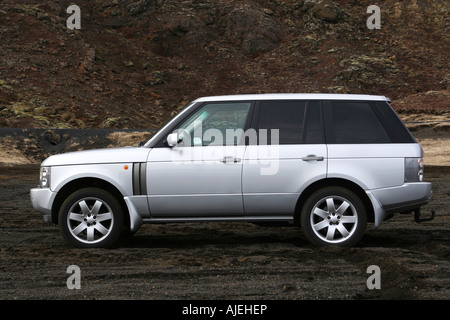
[373,101,415,143]
[325,101,392,144]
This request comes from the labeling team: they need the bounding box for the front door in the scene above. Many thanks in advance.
[146,102,252,217]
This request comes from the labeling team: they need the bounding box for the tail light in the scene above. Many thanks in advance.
[405,158,423,182]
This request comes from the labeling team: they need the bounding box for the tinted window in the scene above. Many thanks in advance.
[329,101,391,144]
[304,101,324,144]
[374,101,415,143]
[257,101,306,144]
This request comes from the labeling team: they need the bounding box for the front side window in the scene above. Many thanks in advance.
[175,102,251,146]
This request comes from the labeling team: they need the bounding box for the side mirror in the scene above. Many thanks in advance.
[166,133,180,147]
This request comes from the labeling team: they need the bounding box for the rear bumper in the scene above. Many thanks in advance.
[30,187,56,223]
[367,182,432,227]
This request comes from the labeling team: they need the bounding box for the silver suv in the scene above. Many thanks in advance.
[30,94,433,248]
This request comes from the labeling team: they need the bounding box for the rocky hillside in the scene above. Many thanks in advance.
[0,0,448,129]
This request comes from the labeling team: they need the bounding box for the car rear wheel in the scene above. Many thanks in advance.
[301,187,367,247]
[59,188,123,248]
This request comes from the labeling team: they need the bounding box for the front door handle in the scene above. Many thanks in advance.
[221,156,241,163]
[302,155,324,161]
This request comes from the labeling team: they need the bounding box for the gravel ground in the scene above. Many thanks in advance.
[0,165,448,302]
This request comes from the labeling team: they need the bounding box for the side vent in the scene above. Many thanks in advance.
[132,162,147,195]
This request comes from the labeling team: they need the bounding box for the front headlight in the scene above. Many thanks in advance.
[40,166,51,188]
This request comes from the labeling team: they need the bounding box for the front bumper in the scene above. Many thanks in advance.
[367,182,432,227]
[30,187,57,223]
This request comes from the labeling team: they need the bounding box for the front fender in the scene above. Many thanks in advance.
[50,163,134,197]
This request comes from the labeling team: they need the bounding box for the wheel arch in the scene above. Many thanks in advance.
[51,178,130,228]
[294,178,374,226]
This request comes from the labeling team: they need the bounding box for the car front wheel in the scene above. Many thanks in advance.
[301,187,367,247]
[59,188,123,248]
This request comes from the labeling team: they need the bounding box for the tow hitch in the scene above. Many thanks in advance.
[413,208,436,223]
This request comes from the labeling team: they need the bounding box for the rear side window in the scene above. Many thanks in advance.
[304,101,324,144]
[256,101,324,145]
[257,101,306,144]
[326,101,391,144]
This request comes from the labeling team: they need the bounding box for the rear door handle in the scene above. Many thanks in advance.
[302,155,324,161]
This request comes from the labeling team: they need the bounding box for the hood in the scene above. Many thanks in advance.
[41,147,151,166]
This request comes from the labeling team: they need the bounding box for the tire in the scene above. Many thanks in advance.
[301,187,367,247]
[58,188,124,248]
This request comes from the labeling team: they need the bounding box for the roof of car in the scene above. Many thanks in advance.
[194,93,390,102]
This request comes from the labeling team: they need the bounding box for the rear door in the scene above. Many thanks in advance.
[242,100,328,216]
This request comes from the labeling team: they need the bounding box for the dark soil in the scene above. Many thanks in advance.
[0,165,448,300]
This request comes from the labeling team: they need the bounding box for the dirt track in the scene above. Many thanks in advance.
[0,164,448,301]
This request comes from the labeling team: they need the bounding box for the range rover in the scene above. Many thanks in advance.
[30,94,433,248]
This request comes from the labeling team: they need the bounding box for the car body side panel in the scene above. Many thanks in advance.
[242,144,327,215]
[327,144,423,190]
[50,163,134,197]
[328,157,404,189]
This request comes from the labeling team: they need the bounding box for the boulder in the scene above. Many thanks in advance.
[220,6,283,56]
[311,0,341,23]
